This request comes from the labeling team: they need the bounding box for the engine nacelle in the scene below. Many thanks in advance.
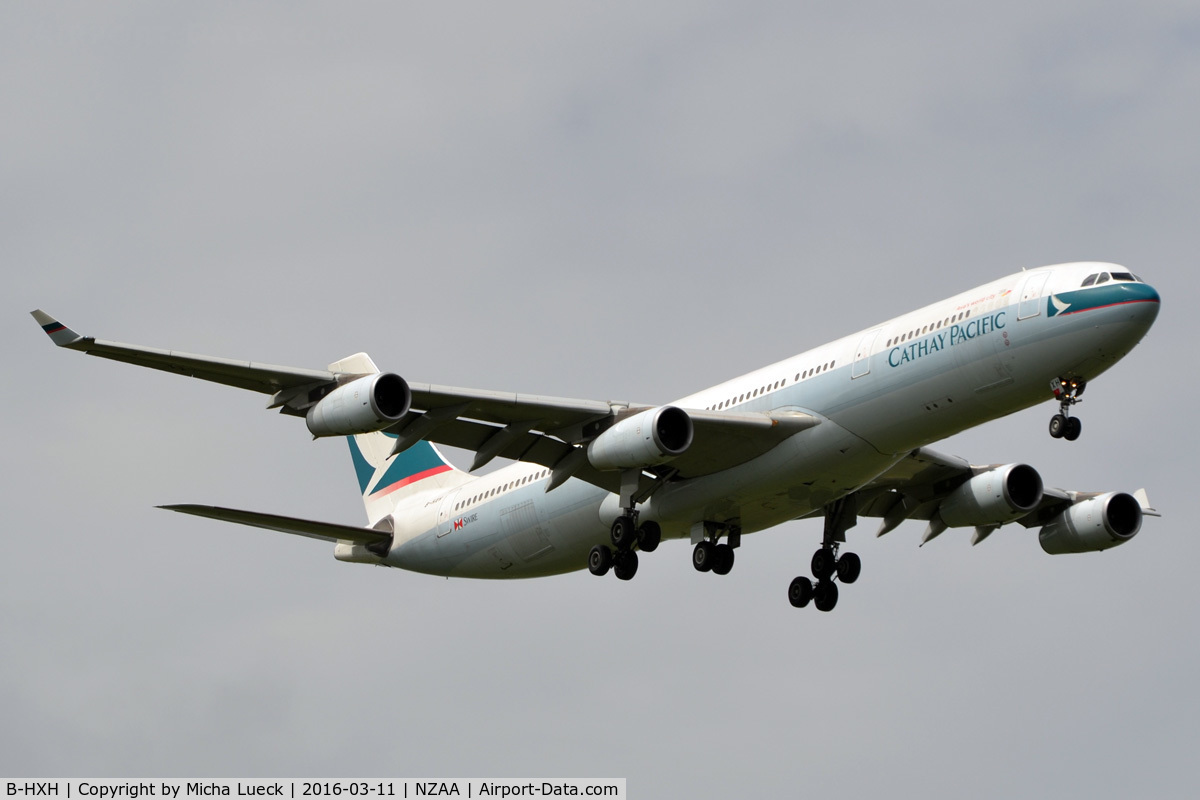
[305,373,411,437]
[587,406,693,471]
[1039,492,1142,555]
[937,463,1044,527]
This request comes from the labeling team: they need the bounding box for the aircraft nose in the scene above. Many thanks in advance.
[1128,282,1161,326]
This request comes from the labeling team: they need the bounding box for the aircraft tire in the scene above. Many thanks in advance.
[712,543,735,575]
[811,548,836,581]
[1064,417,1082,441]
[1049,414,1067,438]
[788,576,813,608]
[836,552,861,584]
[637,521,662,552]
[611,516,636,550]
[814,580,839,612]
[613,549,639,581]
[588,544,612,576]
[692,541,714,572]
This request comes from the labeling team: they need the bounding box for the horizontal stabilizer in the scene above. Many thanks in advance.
[158,504,391,547]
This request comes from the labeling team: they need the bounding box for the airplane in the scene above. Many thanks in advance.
[31,262,1162,611]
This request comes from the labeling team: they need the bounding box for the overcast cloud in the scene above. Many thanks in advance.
[3,3,1199,797]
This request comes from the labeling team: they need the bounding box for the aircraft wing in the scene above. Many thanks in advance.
[412,407,817,497]
[31,310,337,394]
[855,446,1159,539]
[33,311,816,495]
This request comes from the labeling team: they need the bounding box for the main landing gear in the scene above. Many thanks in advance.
[692,524,739,576]
[788,546,860,612]
[789,497,861,612]
[588,516,661,581]
[588,468,663,582]
[1049,377,1086,441]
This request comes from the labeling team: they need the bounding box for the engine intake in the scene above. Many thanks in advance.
[938,463,1044,527]
[587,406,693,471]
[306,373,411,437]
[1039,492,1142,554]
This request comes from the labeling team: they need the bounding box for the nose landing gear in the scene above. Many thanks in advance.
[1049,378,1086,441]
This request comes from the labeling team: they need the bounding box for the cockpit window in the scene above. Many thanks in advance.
[1096,272,1111,284]
[1111,271,1136,282]
[1081,274,1097,287]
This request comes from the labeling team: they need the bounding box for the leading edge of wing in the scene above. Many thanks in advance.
[158,504,390,546]
[31,310,336,394]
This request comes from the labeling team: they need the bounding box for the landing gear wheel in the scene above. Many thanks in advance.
[711,543,735,575]
[811,548,836,581]
[788,576,814,608]
[1064,417,1082,441]
[637,521,661,553]
[610,516,636,550]
[613,549,639,581]
[836,552,861,584]
[588,545,612,576]
[1049,414,1067,439]
[813,580,839,612]
[692,540,715,572]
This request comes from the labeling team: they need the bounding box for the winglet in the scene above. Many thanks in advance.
[30,310,83,347]
[1134,488,1161,517]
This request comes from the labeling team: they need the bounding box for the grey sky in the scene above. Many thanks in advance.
[3,3,1198,796]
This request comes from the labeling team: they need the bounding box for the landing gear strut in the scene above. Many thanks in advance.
[1049,377,1086,441]
[788,497,861,612]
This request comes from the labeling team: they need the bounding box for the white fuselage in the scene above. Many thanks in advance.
[374,263,1160,578]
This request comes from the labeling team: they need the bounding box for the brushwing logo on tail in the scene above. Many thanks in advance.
[347,435,453,497]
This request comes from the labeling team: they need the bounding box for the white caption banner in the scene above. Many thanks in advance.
[4,782,626,800]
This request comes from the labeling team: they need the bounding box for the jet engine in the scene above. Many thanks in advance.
[1038,492,1142,554]
[587,406,693,471]
[937,463,1044,527]
[305,373,411,437]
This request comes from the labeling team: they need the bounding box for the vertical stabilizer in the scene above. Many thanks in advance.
[330,353,465,524]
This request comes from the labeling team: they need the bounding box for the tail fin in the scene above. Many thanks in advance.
[329,353,465,524]
[349,431,463,523]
